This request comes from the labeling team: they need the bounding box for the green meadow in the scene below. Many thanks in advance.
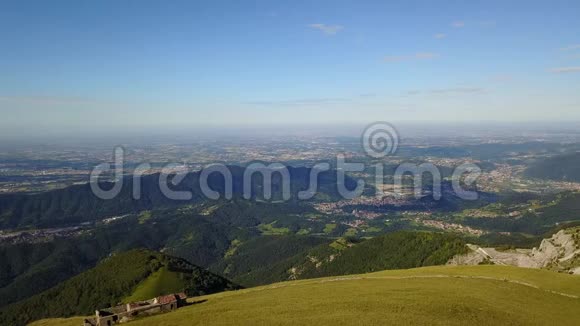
[32,265,580,326]
[122,267,186,303]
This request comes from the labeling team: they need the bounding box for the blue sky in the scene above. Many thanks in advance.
[1,0,580,136]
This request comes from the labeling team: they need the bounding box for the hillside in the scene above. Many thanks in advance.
[217,231,468,286]
[31,265,580,326]
[0,210,242,308]
[0,202,333,309]
[0,249,239,326]
[0,239,106,307]
[450,227,580,274]
[462,191,580,235]
[525,152,580,182]
[0,166,356,229]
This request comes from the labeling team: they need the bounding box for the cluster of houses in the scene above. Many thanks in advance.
[83,293,187,326]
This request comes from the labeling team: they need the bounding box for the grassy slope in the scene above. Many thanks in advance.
[122,267,186,303]
[0,249,163,325]
[32,265,580,326]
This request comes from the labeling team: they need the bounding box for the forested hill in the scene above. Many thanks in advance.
[219,231,469,287]
[0,166,355,229]
[0,249,239,326]
[525,152,580,182]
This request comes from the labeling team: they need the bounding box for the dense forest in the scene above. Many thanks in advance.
[525,152,580,182]
[463,192,580,235]
[219,231,468,287]
[0,249,239,326]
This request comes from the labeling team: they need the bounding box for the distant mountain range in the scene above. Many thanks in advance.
[525,152,580,182]
[0,166,356,229]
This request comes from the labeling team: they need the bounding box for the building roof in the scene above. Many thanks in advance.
[156,294,179,305]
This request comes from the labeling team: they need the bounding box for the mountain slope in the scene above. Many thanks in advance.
[31,265,580,326]
[220,231,468,286]
[0,166,355,229]
[0,210,242,308]
[0,239,106,308]
[449,226,580,274]
[0,249,239,326]
[123,267,187,303]
[525,152,580,182]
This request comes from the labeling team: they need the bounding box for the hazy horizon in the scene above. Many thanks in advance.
[2,120,580,147]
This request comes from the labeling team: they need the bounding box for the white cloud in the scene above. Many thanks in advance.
[549,67,580,73]
[415,52,438,59]
[383,55,408,62]
[434,33,446,39]
[384,52,438,62]
[308,23,344,35]
[245,97,350,106]
[490,74,513,82]
[479,21,496,28]
[406,87,485,96]
[560,44,580,51]
[451,21,465,28]
[430,87,484,94]
[0,95,99,105]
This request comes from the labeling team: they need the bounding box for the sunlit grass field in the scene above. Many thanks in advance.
[31,265,580,326]
[122,267,186,303]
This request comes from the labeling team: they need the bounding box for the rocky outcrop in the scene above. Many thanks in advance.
[449,228,580,274]
[530,229,578,268]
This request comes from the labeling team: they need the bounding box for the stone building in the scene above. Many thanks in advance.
[83,293,187,326]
